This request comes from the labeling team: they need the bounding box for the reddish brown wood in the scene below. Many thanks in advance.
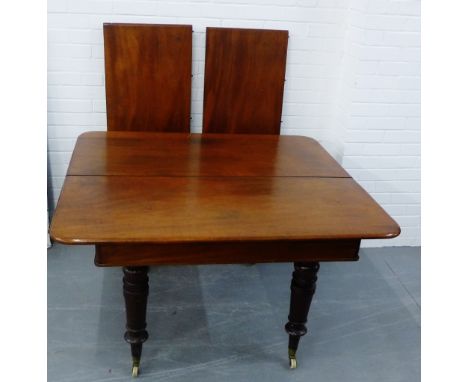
[122,266,149,372]
[95,240,360,266]
[49,130,402,372]
[285,262,320,365]
[50,175,400,245]
[50,132,401,267]
[67,131,349,178]
[104,23,192,132]
[203,27,288,134]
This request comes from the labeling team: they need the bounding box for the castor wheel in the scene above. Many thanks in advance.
[131,360,140,377]
[289,357,297,369]
[288,348,297,369]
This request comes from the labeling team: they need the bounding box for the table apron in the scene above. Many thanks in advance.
[94,239,361,267]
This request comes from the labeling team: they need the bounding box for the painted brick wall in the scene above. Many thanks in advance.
[337,0,421,247]
[47,0,420,247]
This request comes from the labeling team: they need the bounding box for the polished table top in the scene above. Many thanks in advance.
[50,132,400,246]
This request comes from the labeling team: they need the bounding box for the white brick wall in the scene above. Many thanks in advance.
[47,0,421,247]
[334,0,421,247]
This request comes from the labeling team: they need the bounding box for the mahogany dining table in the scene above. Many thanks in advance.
[50,130,400,376]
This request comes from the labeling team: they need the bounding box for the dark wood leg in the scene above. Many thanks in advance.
[123,266,149,377]
[284,262,320,368]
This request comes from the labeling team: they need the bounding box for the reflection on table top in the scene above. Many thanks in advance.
[50,132,400,245]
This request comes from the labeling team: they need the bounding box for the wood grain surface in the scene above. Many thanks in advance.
[67,132,350,178]
[50,132,400,265]
[203,27,288,134]
[104,23,192,132]
[50,176,400,244]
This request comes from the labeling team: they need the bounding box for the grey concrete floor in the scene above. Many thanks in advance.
[48,245,420,382]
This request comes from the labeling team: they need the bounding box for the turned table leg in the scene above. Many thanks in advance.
[123,266,149,377]
[284,262,320,369]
